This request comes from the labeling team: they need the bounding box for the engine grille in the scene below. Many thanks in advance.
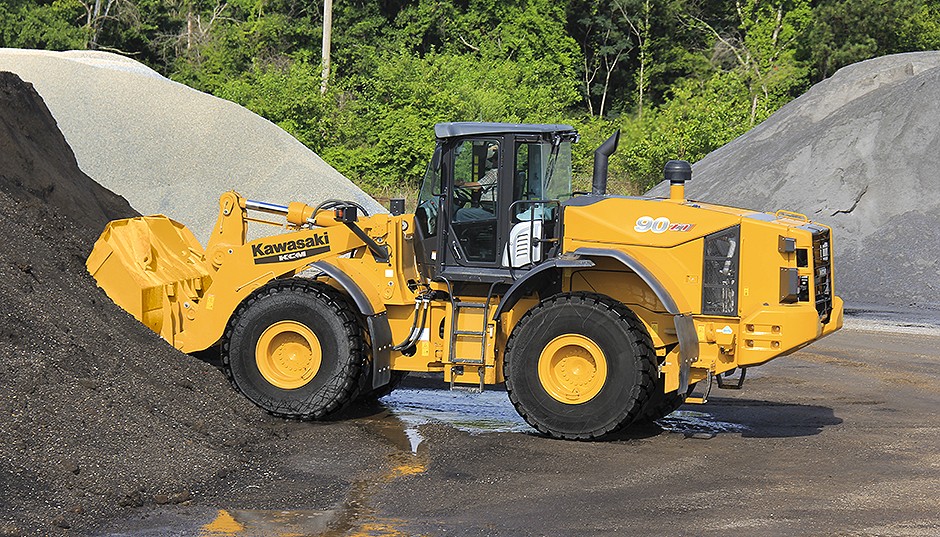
[813,229,833,322]
[702,226,740,316]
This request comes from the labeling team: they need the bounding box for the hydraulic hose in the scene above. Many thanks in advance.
[392,296,431,351]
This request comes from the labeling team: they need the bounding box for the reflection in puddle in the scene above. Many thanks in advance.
[201,510,243,534]
[200,509,331,536]
[657,410,749,436]
[380,388,747,439]
[319,411,431,537]
[403,426,423,453]
[380,388,535,435]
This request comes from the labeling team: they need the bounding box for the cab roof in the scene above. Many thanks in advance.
[434,122,578,140]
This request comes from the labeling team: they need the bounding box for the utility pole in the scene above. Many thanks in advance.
[320,0,333,95]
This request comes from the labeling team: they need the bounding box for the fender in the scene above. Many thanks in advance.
[572,247,682,314]
[308,261,391,388]
[492,258,596,319]
[572,247,699,393]
[497,248,699,394]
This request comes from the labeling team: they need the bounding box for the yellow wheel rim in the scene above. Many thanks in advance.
[537,334,608,404]
[255,320,322,390]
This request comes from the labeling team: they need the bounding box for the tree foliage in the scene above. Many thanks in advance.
[1,0,937,196]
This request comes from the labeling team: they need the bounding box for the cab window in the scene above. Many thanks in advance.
[451,139,499,262]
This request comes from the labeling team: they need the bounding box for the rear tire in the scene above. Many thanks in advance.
[634,388,686,424]
[504,292,656,440]
[223,279,365,419]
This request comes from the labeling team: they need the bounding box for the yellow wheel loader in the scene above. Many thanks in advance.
[87,122,843,440]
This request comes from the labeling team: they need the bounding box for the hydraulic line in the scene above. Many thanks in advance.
[312,199,370,218]
[392,295,432,351]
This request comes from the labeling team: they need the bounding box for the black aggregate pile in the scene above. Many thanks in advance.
[0,71,273,534]
[648,52,940,313]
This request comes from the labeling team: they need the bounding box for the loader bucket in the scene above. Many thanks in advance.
[86,215,212,346]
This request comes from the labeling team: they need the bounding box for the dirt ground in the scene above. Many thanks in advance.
[88,324,940,537]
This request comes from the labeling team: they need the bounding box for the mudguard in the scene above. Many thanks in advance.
[309,261,392,388]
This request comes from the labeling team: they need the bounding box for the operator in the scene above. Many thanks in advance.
[454,144,498,221]
[453,179,490,222]
[477,144,499,202]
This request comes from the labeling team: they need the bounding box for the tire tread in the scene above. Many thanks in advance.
[222,278,364,420]
[504,292,657,440]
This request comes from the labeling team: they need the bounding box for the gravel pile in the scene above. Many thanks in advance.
[648,52,940,311]
[0,48,384,243]
[0,71,274,535]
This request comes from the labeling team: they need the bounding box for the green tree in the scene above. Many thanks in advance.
[617,0,652,118]
[626,71,752,189]
[807,0,940,80]
[569,0,633,117]
[690,0,812,124]
[323,48,580,191]
[899,1,940,51]
[0,0,88,49]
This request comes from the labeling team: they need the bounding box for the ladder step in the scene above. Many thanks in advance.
[450,385,482,394]
[449,365,486,393]
[448,292,493,370]
[451,358,484,364]
[454,330,486,336]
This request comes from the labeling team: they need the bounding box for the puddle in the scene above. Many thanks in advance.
[319,410,431,537]
[379,388,536,435]
[379,388,747,439]
[98,507,336,537]
[200,509,332,536]
[363,409,427,453]
[656,409,749,437]
[379,387,750,440]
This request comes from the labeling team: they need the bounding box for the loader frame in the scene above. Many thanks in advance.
[87,121,844,440]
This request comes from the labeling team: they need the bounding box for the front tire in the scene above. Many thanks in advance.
[223,279,365,419]
[504,292,656,440]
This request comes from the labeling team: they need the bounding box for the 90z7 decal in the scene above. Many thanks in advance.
[634,216,695,233]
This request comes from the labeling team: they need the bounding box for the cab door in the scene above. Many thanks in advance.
[439,136,513,283]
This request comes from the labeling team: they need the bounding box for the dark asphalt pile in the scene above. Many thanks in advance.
[0,71,276,535]
[648,52,940,312]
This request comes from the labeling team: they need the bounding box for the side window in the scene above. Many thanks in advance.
[452,139,499,215]
[451,139,499,262]
[513,143,543,204]
[512,142,547,221]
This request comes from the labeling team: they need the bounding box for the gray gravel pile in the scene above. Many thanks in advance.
[0,48,384,243]
[648,52,940,311]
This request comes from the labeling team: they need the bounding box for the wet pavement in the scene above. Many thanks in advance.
[96,322,940,536]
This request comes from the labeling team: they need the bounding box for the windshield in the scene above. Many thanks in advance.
[544,141,573,200]
[415,145,441,236]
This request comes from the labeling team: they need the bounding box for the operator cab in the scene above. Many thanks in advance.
[414,123,579,285]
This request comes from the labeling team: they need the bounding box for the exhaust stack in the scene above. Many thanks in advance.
[591,130,621,196]
[664,160,692,201]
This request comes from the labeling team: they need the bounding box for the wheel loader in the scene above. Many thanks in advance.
[87,122,843,440]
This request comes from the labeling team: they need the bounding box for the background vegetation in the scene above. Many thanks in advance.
[2,0,938,197]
